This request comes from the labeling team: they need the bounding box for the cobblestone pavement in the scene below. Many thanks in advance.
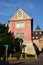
[0,53,43,65]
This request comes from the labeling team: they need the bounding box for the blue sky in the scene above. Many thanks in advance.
[0,0,43,31]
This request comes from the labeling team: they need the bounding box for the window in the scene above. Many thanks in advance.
[16,33,24,39]
[32,36,34,39]
[16,22,25,28]
[18,11,22,17]
[36,36,38,39]
[35,32,37,35]
[39,32,42,34]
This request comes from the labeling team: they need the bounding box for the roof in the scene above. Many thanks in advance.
[35,25,41,32]
[8,8,32,21]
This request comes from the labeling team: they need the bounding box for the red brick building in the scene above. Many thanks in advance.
[8,8,40,57]
[8,8,33,41]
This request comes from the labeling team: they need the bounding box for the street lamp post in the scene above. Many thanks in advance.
[4,45,8,62]
[20,42,23,58]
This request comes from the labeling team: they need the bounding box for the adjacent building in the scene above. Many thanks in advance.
[33,25,43,51]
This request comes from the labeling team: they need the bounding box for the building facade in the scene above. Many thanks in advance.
[33,25,43,51]
[9,8,41,58]
[8,8,33,41]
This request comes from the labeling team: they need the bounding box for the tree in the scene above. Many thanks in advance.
[0,23,23,59]
[0,24,13,57]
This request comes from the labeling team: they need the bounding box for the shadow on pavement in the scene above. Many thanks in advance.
[0,60,24,65]
[0,60,10,65]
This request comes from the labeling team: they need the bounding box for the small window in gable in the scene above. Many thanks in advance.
[18,11,22,18]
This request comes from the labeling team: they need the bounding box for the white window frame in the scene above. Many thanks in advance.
[16,22,25,29]
[16,33,24,39]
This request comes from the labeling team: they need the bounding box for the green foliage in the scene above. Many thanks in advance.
[13,38,21,52]
[0,24,12,46]
[0,23,21,59]
[0,23,13,57]
[15,52,21,59]
[0,24,8,33]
